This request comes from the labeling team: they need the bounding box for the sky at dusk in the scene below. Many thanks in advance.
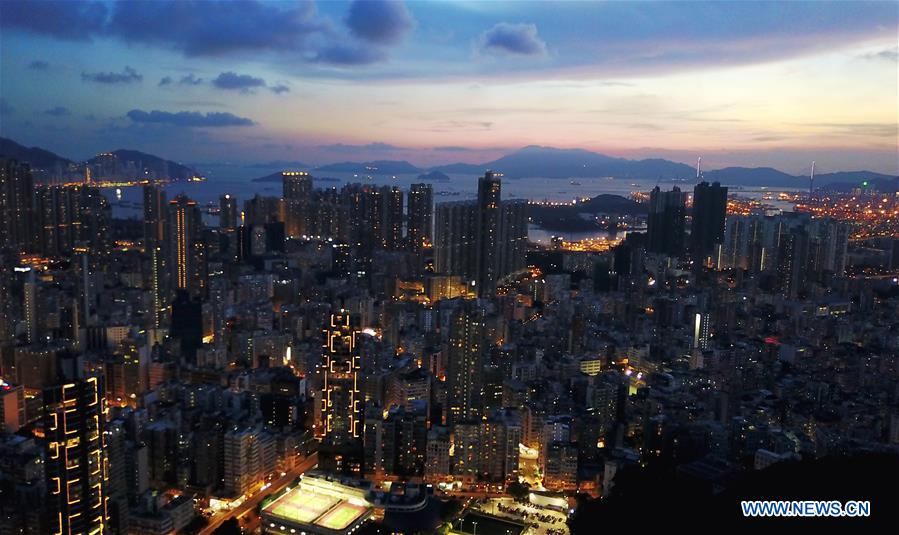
[1,0,897,174]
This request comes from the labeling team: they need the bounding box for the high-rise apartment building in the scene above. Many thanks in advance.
[446,301,486,425]
[42,364,109,535]
[320,311,363,473]
[407,183,433,251]
[219,193,239,230]
[647,186,687,257]
[476,171,503,296]
[283,171,312,237]
[690,181,728,261]
[0,158,34,253]
[168,194,205,295]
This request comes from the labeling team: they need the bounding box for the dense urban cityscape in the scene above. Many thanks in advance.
[1,0,897,533]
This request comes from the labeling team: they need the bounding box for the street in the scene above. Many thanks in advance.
[199,452,319,535]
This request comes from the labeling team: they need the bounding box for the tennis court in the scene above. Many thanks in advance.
[266,491,340,524]
[314,501,368,530]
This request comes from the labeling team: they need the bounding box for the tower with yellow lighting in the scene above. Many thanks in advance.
[319,311,363,474]
[42,354,108,535]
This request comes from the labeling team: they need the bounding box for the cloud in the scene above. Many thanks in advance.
[81,66,143,84]
[312,44,387,66]
[108,0,326,56]
[862,48,899,62]
[479,23,547,56]
[179,73,204,85]
[160,73,205,87]
[800,122,899,138]
[126,109,255,127]
[345,0,414,45]
[28,60,50,70]
[269,84,290,94]
[0,0,108,41]
[320,142,403,153]
[44,106,71,117]
[212,72,266,92]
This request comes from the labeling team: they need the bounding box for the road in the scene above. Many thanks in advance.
[199,452,319,535]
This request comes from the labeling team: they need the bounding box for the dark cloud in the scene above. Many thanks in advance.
[126,109,255,127]
[44,106,71,117]
[28,60,50,71]
[0,1,107,41]
[269,84,290,94]
[179,73,204,85]
[320,142,403,153]
[81,66,143,84]
[212,72,266,93]
[160,73,205,87]
[109,0,326,56]
[479,23,547,56]
[312,44,387,66]
[345,0,414,45]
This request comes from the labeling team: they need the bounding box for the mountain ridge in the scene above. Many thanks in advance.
[2,137,894,189]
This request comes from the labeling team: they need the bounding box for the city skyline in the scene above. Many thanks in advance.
[1,1,897,174]
[1,2,898,533]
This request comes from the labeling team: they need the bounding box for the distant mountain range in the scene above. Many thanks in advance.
[0,137,199,182]
[0,137,73,171]
[313,145,893,188]
[2,137,894,189]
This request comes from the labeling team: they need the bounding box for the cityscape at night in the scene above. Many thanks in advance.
[0,1,897,533]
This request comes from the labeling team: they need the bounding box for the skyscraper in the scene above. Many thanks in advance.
[144,185,168,328]
[647,186,687,257]
[690,181,728,261]
[282,171,312,237]
[42,356,109,535]
[320,311,363,473]
[0,158,34,253]
[499,199,529,277]
[475,171,503,296]
[446,301,486,425]
[381,186,404,250]
[434,201,478,279]
[168,194,205,295]
[219,193,239,230]
[407,183,433,251]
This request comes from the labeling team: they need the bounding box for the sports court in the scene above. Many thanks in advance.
[314,501,369,531]
[265,490,341,524]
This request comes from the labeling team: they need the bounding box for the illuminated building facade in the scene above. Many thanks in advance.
[283,171,312,237]
[43,374,109,535]
[446,301,486,425]
[407,183,433,251]
[319,312,363,473]
[144,185,168,328]
[476,171,502,296]
[168,194,205,296]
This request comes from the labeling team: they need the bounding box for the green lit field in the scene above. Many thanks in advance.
[266,491,340,523]
[314,501,368,530]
